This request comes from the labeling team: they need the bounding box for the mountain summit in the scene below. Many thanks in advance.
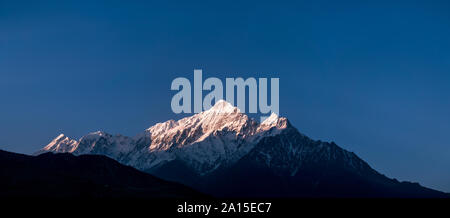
[37,100,448,197]
[206,99,240,114]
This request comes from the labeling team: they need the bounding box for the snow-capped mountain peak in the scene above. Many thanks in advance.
[37,100,290,174]
[262,112,279,125]
[36,133,78,155]
[144,100,259,152]
[54,133,67,141]
[79,131,108,141]
[204,99,240,114]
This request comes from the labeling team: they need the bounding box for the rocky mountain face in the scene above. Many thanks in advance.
[37,100,449,198]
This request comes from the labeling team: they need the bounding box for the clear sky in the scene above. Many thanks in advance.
[1,0,449,192]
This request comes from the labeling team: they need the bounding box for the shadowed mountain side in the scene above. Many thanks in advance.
[148,125,449,198]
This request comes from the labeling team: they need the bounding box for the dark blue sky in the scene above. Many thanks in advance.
[1,0,449,192]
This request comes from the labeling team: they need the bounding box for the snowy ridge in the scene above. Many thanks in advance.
[36,134,78,155]
[36,100,288,174]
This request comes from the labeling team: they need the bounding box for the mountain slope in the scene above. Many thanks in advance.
[36,100,449,198]
[198,124,448,197]
[0,150,204,198]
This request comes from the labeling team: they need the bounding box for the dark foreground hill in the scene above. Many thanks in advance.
[0,150,204,198]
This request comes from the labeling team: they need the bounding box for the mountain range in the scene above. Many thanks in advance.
[36,100,449,198]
